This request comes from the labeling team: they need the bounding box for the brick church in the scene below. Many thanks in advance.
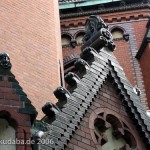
[0,0,150,150]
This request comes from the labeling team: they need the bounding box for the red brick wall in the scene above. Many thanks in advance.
[61,10,149,108]
[63,40,135,86]
[132,20,148,50]
[0,73,33,150]
[0,0,63,119]
[60,9,150,28]
[63,46,81,58]
[65,79,146,150]
[113,40,136,85]
[140,44,150,108]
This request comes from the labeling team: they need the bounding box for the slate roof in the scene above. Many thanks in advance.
[34,16,150,150]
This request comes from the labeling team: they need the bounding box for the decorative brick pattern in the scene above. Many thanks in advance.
[0,59,37,150]
[38,45,150,149]
[64,79,147,150]
[61,14,149,110]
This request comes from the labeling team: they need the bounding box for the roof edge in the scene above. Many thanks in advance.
[136,18,150,59]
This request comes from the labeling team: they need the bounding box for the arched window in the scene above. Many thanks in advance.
[0,111,17,150]
[111,28,124,39]
[0,118,16,150]
[76,32,85,45]
[61,34,71,46]
[89,109,139,150]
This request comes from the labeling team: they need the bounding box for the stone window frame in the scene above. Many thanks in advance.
[89,108,142,150]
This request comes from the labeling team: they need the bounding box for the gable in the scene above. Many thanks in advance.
[33,16,150,150]
[65,78,147,150]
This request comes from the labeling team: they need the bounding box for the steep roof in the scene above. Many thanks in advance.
[34,16,150,150]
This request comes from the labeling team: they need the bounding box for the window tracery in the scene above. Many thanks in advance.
[89,109,140,150]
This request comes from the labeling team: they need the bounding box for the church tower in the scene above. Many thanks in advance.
[0,0,63,119]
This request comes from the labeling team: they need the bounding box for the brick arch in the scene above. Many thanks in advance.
[61,32,73,40]
[0,110,32,150]
[110,26,126,34]
[0,110,18,129]
[89,108,143,150]
[74,30,85,39]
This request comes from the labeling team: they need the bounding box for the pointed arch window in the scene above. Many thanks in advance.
[89,109,141,150]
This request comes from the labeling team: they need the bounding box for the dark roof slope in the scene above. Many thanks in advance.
[136,18,150,59]
[34,16,150,150]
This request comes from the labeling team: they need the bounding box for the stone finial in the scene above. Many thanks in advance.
[83,15,108,44]
[0,52,12,69]
[82,15,116,51]
[42,102,59,118]
[54,87,70,101]
[74,59,90,73]
[80,47,95,61]
[65,72,80,86]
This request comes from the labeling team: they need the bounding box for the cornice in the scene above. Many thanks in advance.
[60,3,150,19]
[60,9,150,28]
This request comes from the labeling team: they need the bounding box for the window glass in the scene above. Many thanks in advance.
[76,33,84,44]
[61,35,71,46]
[112,29,123,39]
[0,119,16,150]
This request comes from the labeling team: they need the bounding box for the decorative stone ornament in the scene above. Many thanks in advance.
[54,87,71,101]
[65,72,80,86]
[74,58,90,73]
[70,39,77,48]
[42,102,59,118]
[82,15,116,51]
[80,47,95,61]
[0,52,12,69]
